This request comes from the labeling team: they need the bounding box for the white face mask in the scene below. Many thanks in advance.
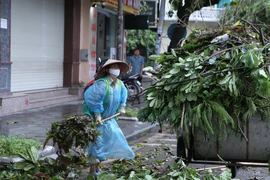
[109,69,120,77]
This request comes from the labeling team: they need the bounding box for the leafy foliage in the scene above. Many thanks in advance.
[126,0,157,54]
[125,107,139,117]
[98,158,237,180]
[44,114,100,155]
[14,146,40,171]
[139,0,153,14]
[0,145,98,179]
[126,30,156,54]
[221,0,270,37]
[0,115,102,179]
[0,135,40,157]
[0,140,238,179]
[138,21,270,142]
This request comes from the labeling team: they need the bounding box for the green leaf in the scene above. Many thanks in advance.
[145,175,153,180]
[171,49,176,57]
[163,74,172,78]
[149,55,160,61]
[27,146,39,164]
[258,69,268,78]
[169,68,180,75]
[240,50,260,68]
[168,101,174,108]
[17,152,30,161]
[195,65,203,70]
[14,162,35,171]
[177,176,184,180]
[184,72,192,77]
[129,171,135,178]
[186,57,193,62]
[50,176,65,180]
[165,55,175,60]
[156,81,165,86]
[14,161,26,170]
[174,62,184,67]
[178,57,185,63]
[147,92,156,100]
[147,95,155,100]
[145,170,151,175]
[218,169,232,180]
[170,108,181,123]
[154,98,161,108]
[209,101,234,127]
[228,73,238,96]
[149,99,156,107]
[204,49,211,56]
[98,172,117,180]
[164,85,171,91]
[242,97,257,122]
[186,93,197,101]
[218,73,231,85]
[180,82,192,92]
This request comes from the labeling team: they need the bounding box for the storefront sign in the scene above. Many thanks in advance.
[140,0,157,28]
[103,0,140,15]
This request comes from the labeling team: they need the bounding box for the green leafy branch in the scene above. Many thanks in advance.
[138,26,270,143]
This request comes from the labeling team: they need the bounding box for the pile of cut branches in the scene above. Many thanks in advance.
[44,114,100,155]
[138,21,270,142]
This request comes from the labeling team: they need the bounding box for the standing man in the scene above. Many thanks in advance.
[127,48,144,83]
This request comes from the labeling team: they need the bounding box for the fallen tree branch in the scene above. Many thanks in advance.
[196,165,226,171]
[242,18,269,42]
[237,117,248,142]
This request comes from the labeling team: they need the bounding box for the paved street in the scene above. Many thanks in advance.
[127,127,270,180]
[0,100,154,146]
[1,99,270,179]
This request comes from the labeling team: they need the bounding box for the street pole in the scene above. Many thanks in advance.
[154,0,165,70]
[117,0,124,61]
[155,0,165,55]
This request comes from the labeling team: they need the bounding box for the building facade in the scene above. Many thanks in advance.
[0,0,139,116]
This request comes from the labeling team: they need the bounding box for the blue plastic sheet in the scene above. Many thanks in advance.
[84,77,135,160]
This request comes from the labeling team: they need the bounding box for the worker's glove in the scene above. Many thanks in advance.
[119,106,126,115]
[95,113,103,125]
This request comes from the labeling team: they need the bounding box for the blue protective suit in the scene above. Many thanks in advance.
[84,76,135,161]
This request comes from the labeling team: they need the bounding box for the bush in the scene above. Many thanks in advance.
[0,135,40,157]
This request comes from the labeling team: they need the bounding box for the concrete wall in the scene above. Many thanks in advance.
[79,0,92,85]
[0,0,11,95]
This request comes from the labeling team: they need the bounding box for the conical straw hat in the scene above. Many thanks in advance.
[96,59,129,79]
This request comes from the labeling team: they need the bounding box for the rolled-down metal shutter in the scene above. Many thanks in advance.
[11,0,64,92]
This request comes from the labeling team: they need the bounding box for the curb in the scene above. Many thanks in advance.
[0,146,56,165]
[125,123,158,141]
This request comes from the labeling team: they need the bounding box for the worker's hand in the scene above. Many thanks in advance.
[119,106,126,115]
[95,114,103,125]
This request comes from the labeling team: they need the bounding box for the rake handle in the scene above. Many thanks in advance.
[100,113,121,123]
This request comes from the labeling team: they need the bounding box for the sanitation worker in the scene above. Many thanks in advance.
[83,59,135,178]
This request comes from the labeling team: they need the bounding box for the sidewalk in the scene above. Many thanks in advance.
[0,100,157,145]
